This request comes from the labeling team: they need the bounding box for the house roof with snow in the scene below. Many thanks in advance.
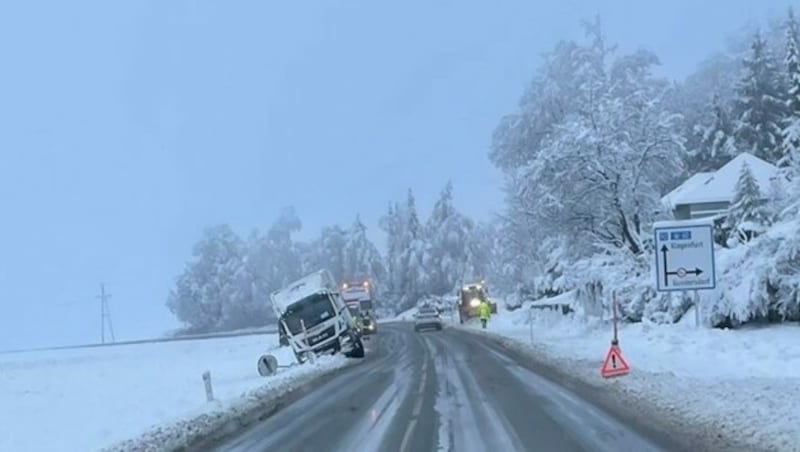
[661,171,714,207]
[661,153,779,207]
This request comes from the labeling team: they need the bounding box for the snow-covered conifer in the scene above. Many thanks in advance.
[733,32,788,163]
[780,9,800,171]
[725,162,772,243]
[697,93,737,168]
[423,182,473,295]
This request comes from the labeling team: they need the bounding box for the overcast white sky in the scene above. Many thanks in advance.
[0,0,794,349]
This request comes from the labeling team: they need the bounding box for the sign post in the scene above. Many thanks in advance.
[653,220,717,327]
[694,290,700,327]
[611,291,618,346]
[601,290,630,378]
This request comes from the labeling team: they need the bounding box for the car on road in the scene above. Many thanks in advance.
[361,312,377,334]
[414,305,443,332]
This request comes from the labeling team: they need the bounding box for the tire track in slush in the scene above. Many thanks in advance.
[332,331,418,452]
[423,333,526,452]
[214,327,409,452]
[399,330,432,452]
[472,338,662,452]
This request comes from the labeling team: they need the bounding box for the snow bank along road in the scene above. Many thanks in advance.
[207,323,693,452]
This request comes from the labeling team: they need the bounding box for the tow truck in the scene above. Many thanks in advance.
[341,280,377,334]
[456,280,497,324]
[271,270,365,363]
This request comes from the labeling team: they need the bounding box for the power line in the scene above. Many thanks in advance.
[97,283,115,343]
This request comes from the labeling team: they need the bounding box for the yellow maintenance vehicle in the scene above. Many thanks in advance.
[456,281,497,324]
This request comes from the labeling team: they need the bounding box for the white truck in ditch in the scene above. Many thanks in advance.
[271,269,365,363]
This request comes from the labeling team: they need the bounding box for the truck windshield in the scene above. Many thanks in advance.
[282,293,336,334]
[463,288,483,300]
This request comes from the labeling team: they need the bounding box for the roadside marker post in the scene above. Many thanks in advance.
[653,220,717,328]
[202,371,214,402]
[528,305,533,346]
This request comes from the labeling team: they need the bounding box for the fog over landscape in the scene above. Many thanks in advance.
[1,0,796,349]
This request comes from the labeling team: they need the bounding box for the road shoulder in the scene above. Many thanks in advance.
[455,327,758,452]
[102,355,354,452]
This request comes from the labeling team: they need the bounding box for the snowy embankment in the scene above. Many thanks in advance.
[0,334,349,452]
[469,299,800,452]
[385,296,460,323]
[384,306,418,322]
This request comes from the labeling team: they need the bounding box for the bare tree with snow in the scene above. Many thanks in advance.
[520,26,685,256]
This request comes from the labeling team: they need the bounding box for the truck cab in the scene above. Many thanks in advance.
[271,270,365,363]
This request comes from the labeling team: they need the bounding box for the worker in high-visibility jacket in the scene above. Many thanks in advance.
[478,299,491,329]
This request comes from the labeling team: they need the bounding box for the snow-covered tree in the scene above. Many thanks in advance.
[781,9,800,171]
[308,225,347,280]
[343,215,386,287]
[725,162,772,243]
[380,190,430,310]
[423,182,474,295]
[395,190,427,309]
[671,54,740,172]
[461,222,496,288]
[379,202,404,306]
[733,31,788,163]
[488,19,687,323]
[167,225,267,332]
[522,34,684,256]
[694,93,737,170]
[245,206,306,318]
[490,34,587,172]
[302,217,386,290]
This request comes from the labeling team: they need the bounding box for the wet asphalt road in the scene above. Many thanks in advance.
[212,322,680,452]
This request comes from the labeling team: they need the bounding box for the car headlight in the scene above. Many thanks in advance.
[470,299,480,307]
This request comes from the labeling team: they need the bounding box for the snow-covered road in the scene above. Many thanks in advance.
[211,322,690,452]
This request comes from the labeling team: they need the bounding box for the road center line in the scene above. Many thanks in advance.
[412,396,423,416]
[399,418,418,452]
[418,354,429,395]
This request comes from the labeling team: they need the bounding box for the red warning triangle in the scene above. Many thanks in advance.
[601,345,630,378]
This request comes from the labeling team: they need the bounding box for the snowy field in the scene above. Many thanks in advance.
[0,334,348,451]
[471,298,800,452]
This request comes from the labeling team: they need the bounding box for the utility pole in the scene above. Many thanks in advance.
[97,283,115,343]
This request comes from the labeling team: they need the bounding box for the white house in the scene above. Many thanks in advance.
[661,153,780,220]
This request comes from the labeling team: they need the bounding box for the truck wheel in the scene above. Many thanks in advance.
[347,337,365,358]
